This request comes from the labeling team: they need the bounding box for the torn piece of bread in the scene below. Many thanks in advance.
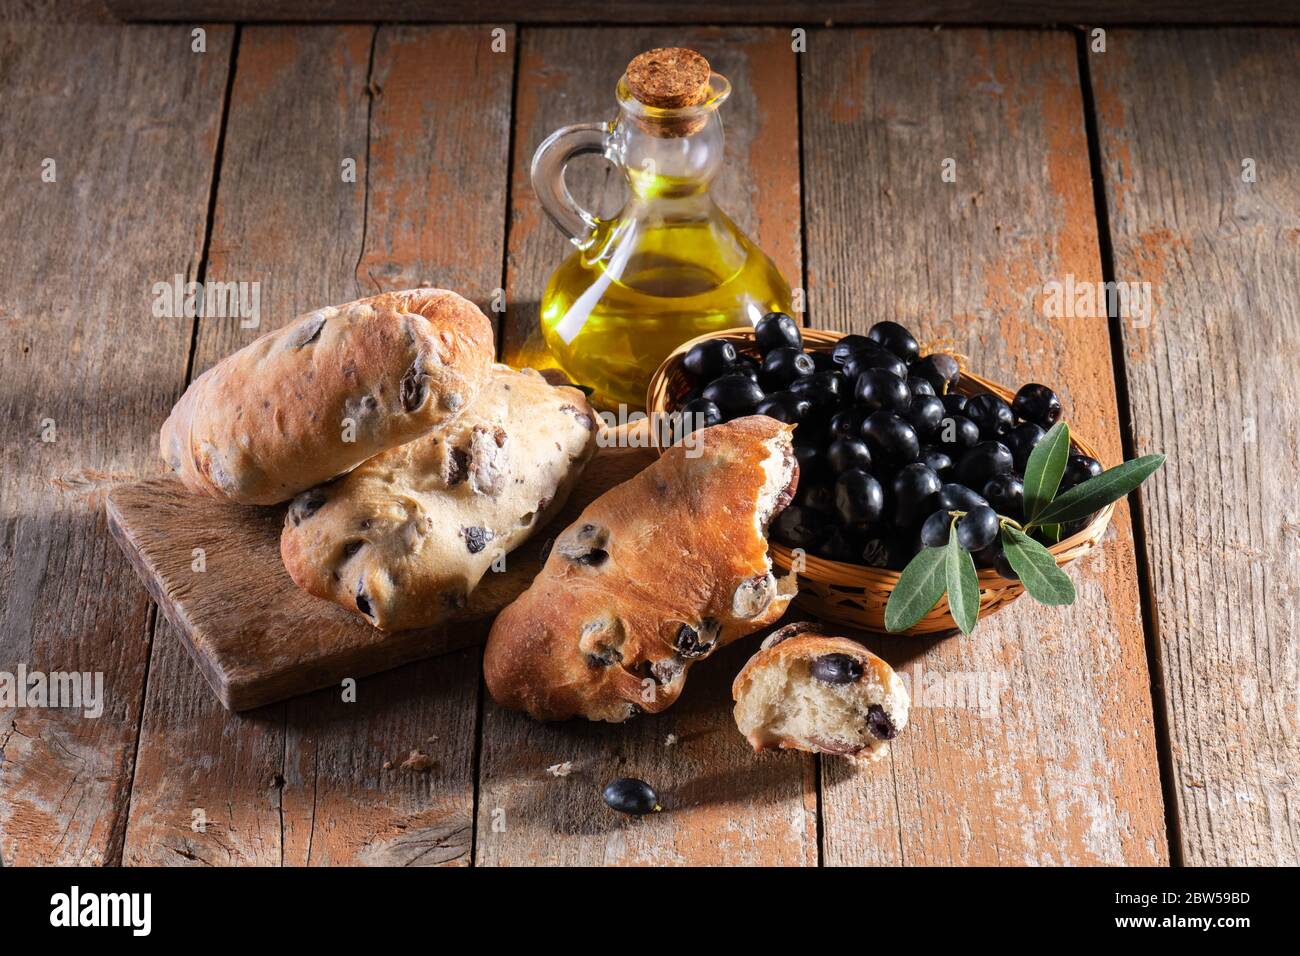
[483,416,799,723]
[732,622,909,760]
[161,288,494,505]
[280,365,597,631]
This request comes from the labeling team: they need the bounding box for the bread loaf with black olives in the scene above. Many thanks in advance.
[160,288,494,505]
[483,416,799,723]
[732,622,909,760]
[280,365,598,631]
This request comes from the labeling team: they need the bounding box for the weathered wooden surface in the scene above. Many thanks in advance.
[103,0,1300,26]
[479,26,816,866]
[105,438,658,710]
[122,24,516,865]
[1092,29,1300,866]
[802,28,1167,864]
[0,23,232,866]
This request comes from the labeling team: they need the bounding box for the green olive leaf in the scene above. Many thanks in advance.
[945,528,980,635]
[1031,454,1166,526]
[1022,422,1070,521]
[1001,525,1076,605]
[885,545,948,633]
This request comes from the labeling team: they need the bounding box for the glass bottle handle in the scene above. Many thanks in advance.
[530,122,610,243]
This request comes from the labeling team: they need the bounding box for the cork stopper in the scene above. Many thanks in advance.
[625,48,712,109]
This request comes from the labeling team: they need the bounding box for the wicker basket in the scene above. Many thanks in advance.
[646,327,1114,635]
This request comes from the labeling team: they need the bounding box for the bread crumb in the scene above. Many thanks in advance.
[547,762,573,777]
[664,734,678,747]
[400,749,436,772]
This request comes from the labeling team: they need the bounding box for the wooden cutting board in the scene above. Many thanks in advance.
[106,432,655,711]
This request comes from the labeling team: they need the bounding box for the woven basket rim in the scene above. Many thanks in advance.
[645,325,1114,582]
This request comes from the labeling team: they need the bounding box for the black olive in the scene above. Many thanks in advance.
[810,653,864,685]
[290,489,327,526]
[355,582,373,619]
[912,353,961,394]
[955,506,1000,551]
[755,390,813,425]
[936,414,981,453]
[1012,382,1063,429]
[678,396,722,433]
[938,482,988,512]
[905,394,945,439]
[826,436,873,476]
[814,524,859,561]
[984,473,1025,520]
[834,468,885,527]
[921,509,953,547]
[602,777,659,815]
[810,351,838,373]
[866,320,920,365]
[957,441,1014,489]
[854,367,911,413]
[463,526,493,554]
[965,393,1016,439]
[828,407,870,441]
[341,539,364,559]
[702,373,765,420]
[892,462,943,526]
[867,704,898,740]
[674,620,717,658]
[792,440,826,482]
[1060,453,1103,492]
[861,410,920,466]
[790,369,846,411]
[832,334,874,365]
[400,361,428,412]
[844,346,908,382]
[731,356,761,382]
[754,312,802,353]
[799,482,836,514]
[908,375,936,397]
[772,505,825,549]
[991,542,1019,580]
[941,392,969,416]
[759,347,815,391]
[683,338,737,381]
[1003,421,1046,472]
[915,446,954,477]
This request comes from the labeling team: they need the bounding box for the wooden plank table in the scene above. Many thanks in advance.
[1,14,1296,866]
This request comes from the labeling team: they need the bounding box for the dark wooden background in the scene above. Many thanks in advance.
[0,2,1296,865]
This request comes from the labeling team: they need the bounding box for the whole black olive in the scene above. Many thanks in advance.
[956,505,1000,552]
[1003,421,1046,472]
[915,446,954,476]
[845,346,908,382]
[936,414,981,452]
[702,373,765,420]
[760,346,816,391]
[810,653,864,685]
[991,544,1019,580]
[678,397,722,434]
[832,334,874,365]
[602,777,659,815]
[771,505,825,549]
[861,410,920,466]
[905,394,945,439]
[682,338,737,382]
[826,436,873,475]
[908,375,936,397]
[891,462,943,526]
[912,353,961,394]
[834,468,885,527]
[854,367,912,413]
[732,356,761,382]
[755,312,802,353]
[790,369,846,411]
[810,350,839,373]
[983,473,1025,520]
[799,482,836,514]
[793,440,826,482]
[1060,453,1103,492]
[956,440,1015,489]
[938,482,988,512]
[965,393,1016,438]
[814,523,860,561]
[828,407,870,441]
[755,390,813,425]
[866,320,920,365]
[941,392,969,416]
[1012,382,1063,429]
[920,508,953,547]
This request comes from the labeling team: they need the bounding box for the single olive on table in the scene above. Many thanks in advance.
[674,315,1096,571]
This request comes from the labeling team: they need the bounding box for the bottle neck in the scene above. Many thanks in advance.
[611,107,725,201]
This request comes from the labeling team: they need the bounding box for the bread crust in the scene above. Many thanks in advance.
[483,416,799,722]
[279,365,597,631]
[732,624,910,760]
[160,288,494,505]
